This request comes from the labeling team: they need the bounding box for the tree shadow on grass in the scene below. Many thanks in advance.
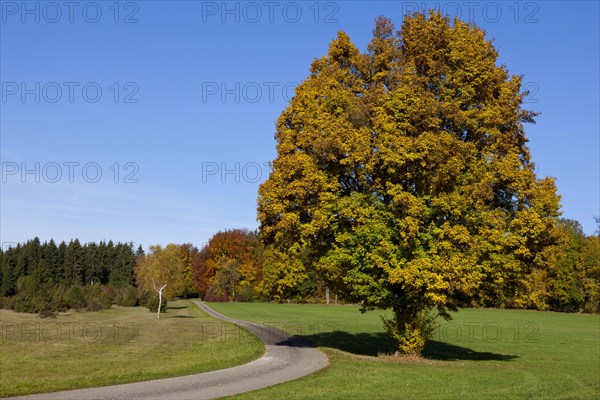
[423,340,518,361]
[168,305,187,310]
[299,331,395,356]
[299,331,518,361]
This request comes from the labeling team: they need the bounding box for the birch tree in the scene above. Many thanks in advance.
[135,244,186,319]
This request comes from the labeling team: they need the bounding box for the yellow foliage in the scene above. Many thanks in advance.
[257,12,562,353]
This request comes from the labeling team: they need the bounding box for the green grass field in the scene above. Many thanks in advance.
[0,300,263,398]
[1,301,597,399]
[207,302,600,399]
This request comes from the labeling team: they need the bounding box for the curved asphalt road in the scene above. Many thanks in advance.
[8,301,328,400]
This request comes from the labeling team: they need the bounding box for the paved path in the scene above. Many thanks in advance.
[8,301,328,400]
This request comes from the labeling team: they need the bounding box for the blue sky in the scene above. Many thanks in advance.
[1,1,599,249]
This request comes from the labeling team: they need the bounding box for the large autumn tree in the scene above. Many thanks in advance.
[257,13,562,354]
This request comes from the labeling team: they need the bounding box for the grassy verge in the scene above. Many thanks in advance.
[0,300,263,397]
[207,302,600,399]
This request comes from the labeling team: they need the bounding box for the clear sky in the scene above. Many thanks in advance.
[1,1,598,249]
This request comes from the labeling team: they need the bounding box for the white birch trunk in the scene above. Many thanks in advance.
[155,283,167,320]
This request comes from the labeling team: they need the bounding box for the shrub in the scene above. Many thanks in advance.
[9,293,38,313]
[102,286,116,304]
[3,282,136,314]
[85,299,105,312]
[122,286,138,307]
[64,285,86,309]
[97,291,113,309]
[48,290,68,312]
[204,285,228,302]
[235,283,257,302]
[137,289,150,305]
[583,298,600,314]
[146,295,167,313]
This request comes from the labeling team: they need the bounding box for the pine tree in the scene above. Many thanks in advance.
[0,248,17,296]
[63,239,84,286]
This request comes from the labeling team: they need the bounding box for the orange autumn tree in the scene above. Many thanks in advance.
[192,229,263,301]
[257,13,562,354]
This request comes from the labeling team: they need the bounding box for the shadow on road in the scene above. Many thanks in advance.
[275,337,317,348]
[300,331,518,361]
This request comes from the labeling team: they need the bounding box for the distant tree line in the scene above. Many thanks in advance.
[187,223,599,314]
[1,219,598,316]
[523,219,599,313]
[183,224,600,313]
[0,238,145,315]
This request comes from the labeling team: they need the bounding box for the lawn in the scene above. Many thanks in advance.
[0,300,263,397]
[207,302,600,399]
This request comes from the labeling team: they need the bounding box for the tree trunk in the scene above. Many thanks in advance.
[386,306,433,355]
[326,287,330,305]
[157,283,167,319]
[157,290,162,319]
